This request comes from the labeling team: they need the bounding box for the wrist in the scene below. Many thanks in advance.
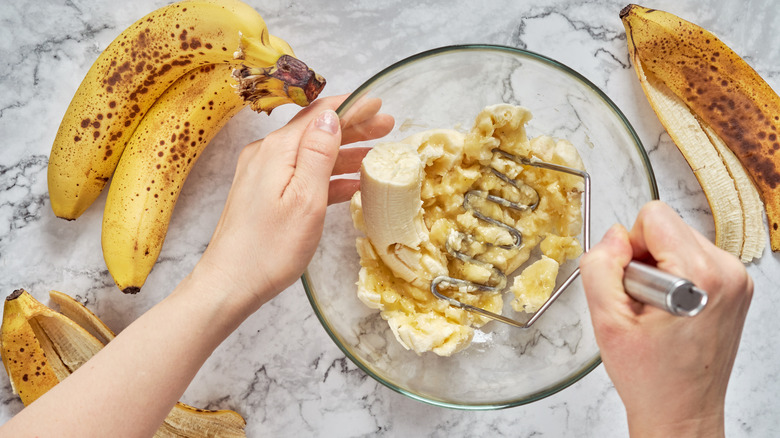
[175,259,271,326]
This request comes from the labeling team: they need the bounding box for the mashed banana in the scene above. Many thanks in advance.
[351,105,585,356]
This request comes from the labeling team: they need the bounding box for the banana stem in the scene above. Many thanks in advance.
[233,54,326,112]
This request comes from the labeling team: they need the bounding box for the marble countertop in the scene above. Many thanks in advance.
[1,0,779,436]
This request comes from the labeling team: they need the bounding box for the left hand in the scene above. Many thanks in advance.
[193,95,394,307]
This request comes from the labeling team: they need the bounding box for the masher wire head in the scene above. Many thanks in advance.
[430,148,591,329]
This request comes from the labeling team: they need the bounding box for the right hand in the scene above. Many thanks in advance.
[579,201,753,437]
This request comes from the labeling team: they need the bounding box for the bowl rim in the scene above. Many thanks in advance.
[303,43,659,410]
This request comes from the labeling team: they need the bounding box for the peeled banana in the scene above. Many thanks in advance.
[360,142,426,251]
[48,0,325,220]
[621,4,779,260]
[359,142,447,288]
[0,289,246,436]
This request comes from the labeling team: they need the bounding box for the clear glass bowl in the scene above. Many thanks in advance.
[303,45,658,409]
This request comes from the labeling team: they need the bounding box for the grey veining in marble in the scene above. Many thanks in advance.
[1,0,780,436]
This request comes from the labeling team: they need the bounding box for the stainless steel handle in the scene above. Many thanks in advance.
[623,261,708,317]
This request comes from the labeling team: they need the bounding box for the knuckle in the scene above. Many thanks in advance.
[695,251,753,303]
[578,249,601,272]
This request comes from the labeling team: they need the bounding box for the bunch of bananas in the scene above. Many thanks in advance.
[1,289,247,436]
[47,0,325,293]
[621,4,780,262]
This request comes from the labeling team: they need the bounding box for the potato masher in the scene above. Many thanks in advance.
[430,148,708,328]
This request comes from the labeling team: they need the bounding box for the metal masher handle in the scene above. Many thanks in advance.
[623,260,708,317]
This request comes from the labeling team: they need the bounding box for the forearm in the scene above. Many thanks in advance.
[627,409,725,438]
[0,100,378,436]
[1,271,264,437]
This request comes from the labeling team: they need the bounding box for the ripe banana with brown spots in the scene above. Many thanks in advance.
[0,289,247,436]
[621,4,779,261]
[48,0,325,220]
[103,33,300,294]
[100,63,240,294]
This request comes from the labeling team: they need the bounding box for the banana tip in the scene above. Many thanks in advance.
[619,4,639,19]
[7,289,25,301]
[122,286,141,295]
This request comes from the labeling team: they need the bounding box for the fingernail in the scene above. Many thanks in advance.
[315,110,339,135]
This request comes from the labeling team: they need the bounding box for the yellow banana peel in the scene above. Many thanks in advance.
[1,290,62,405]
[621,4,775,261]
[0,289,246,436]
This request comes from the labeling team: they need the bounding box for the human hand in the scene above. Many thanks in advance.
[579,201,753,437]
[192,95,394,307]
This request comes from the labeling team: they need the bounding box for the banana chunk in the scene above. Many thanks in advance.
[510,256,560,314]
[353,105,585,356]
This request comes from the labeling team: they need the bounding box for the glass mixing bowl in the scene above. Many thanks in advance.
[303,45,658,409]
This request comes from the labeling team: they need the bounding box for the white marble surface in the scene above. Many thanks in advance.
[1,0,779,436]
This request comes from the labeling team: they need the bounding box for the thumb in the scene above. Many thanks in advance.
[291,109,342,201]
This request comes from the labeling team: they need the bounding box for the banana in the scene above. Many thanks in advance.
[101,32,301,294]
[353,105,586,355]
[621,4,775,258]
[48,0,325,220]
[0,289,246,436]
[100,63,245,294]
[359,142,447,288]
[702,123,766,261]
[360,142,425,252]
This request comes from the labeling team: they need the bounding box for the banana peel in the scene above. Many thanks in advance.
[629,59,764,262]
[621,4,779,261]
[1,290,61,405]
[0,289,246,437]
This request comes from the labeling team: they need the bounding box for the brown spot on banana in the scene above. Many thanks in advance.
[122,286,141,295]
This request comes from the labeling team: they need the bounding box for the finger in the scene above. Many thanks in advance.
[332,147,370,176]
[255,96,350,183]
[628,201,707,278]
[289,109,342,203]
[341,97,384,126]
[580,224,638,315]
[342,114,395,145]
[328,178,360,205]
[273,95,350,140]
[277,95,391,146]
[289,95,349,125]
